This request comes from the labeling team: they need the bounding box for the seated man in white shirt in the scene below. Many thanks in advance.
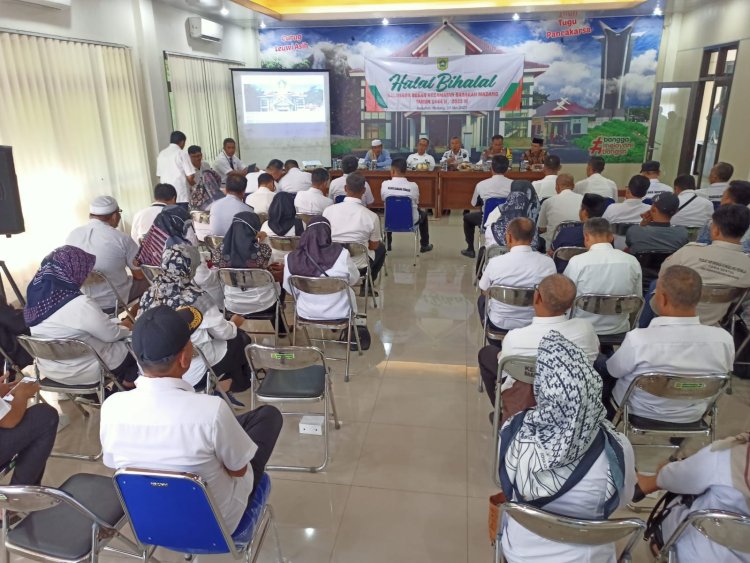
[156,131,195,205]
[100,306,283,533]
[278,160,312,193]
[212,137,250,186]
[563,218,642,336]
[245,173,276,215]
[531,154,561,200]
[602,175,651,249]
[66,196,147,313]
[295,168,333,215]
[641,160,673,197]
[461,155,513,258]
[695,161,733,203]
[329,155,375,205]
[406,137,436,170]
[478,217,556,335]
[538,173,584,246]
[601,265,734,422]
[672,173,715,228]
[574,156,618,201]
[380,158,432,253]
[323,173,386,285]
[209,176,254,236]
[440,136,470,169]
[130,183,177,243]
[478,274,599,421]
[246,159,283,195]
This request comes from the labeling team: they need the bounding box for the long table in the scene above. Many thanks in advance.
[329,169,544,215]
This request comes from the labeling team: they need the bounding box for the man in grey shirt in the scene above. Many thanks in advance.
[626,192,689,254]
[209,176,254,236]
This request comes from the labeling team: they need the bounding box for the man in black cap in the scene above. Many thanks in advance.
[522,137,547,167]
[625,192,689,254]
[640,160,673,198]
[100,306,282,533]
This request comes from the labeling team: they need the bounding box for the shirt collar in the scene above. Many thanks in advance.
[390,176,410,184]
[257,186,272,193]
[590,242,613,251]
[309,187,324,195]
[344,196,364,205]
[134,376,195,393]
[532,315,567,324]
[152,202,167,207]
[509,245,532,253]
[649,316,701,327]
[713,240,743,251]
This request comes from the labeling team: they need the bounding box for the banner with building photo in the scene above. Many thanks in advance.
[364,54,524,112]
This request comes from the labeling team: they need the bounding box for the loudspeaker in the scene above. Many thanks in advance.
[0,146,25,236]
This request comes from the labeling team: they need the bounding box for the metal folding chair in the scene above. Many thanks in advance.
[495,502,645,563]
[81,270,134,322]
[491,355,536,486]
[0,473,141,562]
[551,221,582,243]
[0,342,25,380]
[552,246,587,272]
[17,335,126,461]
[384,195,419,266]
[267,236,301,254]
[288,275,362,382]
[474,245,509,288]
[570,294,644,346]
[217,268,290,345]
[257,212,269,224]
[340,241,377,314]
[246,344,340,472]
[114,468,281,562]
[296,213,314,225]
[656,508,750,562]
[611,223,636,237]
[634,252,672,296]
[139,264,163,284]
[204,234,224,253]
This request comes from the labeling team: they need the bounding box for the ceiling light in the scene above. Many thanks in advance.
[512,13,520,21]
[220,6,229,16]
[382,17,389,25]
[259,20,266,28]
[653,4,662,16]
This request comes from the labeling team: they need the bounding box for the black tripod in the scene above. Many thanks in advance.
[0,261,26,378]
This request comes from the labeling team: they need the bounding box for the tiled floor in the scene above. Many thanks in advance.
[21,214,750,562]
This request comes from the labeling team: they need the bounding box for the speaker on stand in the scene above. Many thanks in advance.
[0,145,27,306]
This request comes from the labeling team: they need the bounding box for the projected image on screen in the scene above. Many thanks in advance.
[241,75,326,124]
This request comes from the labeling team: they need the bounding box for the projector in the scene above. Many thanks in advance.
[302,160,322,170]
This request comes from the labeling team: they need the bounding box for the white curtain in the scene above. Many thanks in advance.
[165,53,242,162]
[0,32,152,298]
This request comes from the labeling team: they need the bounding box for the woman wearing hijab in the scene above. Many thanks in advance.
[283,216,359,321]
[25,245,138,388]
[139,245,251,400]
[261,191,305,263]
[484,180,541,250]
[497,330,635,562]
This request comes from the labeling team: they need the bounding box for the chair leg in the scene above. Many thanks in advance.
[328,375,341,430]
[267,505,284,563]
[369,269,377,310]
[344,322,352,383]
[413,231,418,267]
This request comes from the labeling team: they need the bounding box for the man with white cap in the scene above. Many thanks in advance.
[363,140,392,170]
[66,196,146,313]
[156,131,195,205]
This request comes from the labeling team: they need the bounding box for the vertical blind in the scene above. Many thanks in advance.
[165,53,243,160]
[0,31,152,295]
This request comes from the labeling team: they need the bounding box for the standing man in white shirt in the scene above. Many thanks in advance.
[538,174,584,245]
[641,160,673,197]
[695,161,733,202]
[380,158,432,253]
[478,217,556,333]
[245,173,276,215]
[531,154,562,200]
[278,160,312,193]
[295,168,333,215]
[213,138,250,186]
[100,306,283,533]
[329,156,375,205]
[406,137,436,170]
[66,196,146,313]
[156,131,195,206]
[563,218,642,335]
[130,183,177,243]
[323,173,386,283]
[574,156,618,201]
[209,176,254,236]
[601,265,734,422]
[461,155,513,258]
[440,137,470,169]
[246,159,283,195]
[672,173,715,227]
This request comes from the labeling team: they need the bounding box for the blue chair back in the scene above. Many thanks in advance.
[334,195,345,204]
[642,198,653,205]
[384,196,415,232]
[605,197,615,208]
[114,469,234,555]
[713,200,721,210]
[482,197,506,227]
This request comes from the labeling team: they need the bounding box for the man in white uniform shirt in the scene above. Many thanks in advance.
[100,306,283,534]
[563,218,642,335]
[532,154,562,200]
[406,137,436,170]
[695,161,733,202]
[672,173,715,227]
[603,175,651,249]
[329,155,374,205]
[209,176,254,236]
[478,274,599,421]
[461,155,514,258]
[380,158,432,253]
[601,265,734,422]
[538,174,584,245]
[278,159,312,193]
[213,138,250,185]
[641,160,673,198]
[245,173,276,215]
[323,173,385,283]
[246,159,283,195]
[130,183,177,243]
[440,137,470,168]
[295,168,333,215]
[156,131,195,205]
[66,196,146,312]
[574,156,618,201]
[478,217,556,333]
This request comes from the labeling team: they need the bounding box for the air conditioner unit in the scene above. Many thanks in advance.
[14,0,71,9]
[187,17,223,43]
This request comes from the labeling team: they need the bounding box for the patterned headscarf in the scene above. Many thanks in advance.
[491,180,541,248]
[502,330,621,501]
[137,205,194,267]
[24,245,96,327]
[139,245,204,312]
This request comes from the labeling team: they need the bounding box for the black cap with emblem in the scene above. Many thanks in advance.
[132,305,202,363]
